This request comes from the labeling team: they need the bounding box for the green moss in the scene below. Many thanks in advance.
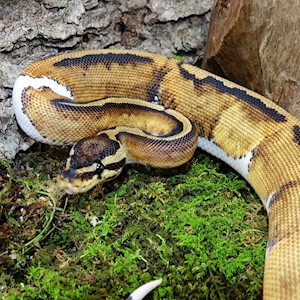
[0,159,13,202]
[1,145,267,299]
[6,264,89,300]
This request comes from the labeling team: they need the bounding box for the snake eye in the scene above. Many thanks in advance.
[95,163,104,173]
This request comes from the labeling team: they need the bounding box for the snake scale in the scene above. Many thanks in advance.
[13,49,300,299]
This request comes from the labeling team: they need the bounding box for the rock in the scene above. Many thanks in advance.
[0,0,212,160]
[146,0,211,22]
[202,0,300,118]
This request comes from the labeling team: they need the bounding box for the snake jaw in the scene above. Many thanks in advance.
[58,161,104,194]
[58,163,125,194]
[58,174,102,194]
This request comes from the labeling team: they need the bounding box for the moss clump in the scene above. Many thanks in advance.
[1,145,267,299]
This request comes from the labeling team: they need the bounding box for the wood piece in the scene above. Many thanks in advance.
[202,0,300,118]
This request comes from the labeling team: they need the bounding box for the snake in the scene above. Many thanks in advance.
[12,49,300,299]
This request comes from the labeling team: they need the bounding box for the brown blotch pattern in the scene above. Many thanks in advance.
[293,125,300,146]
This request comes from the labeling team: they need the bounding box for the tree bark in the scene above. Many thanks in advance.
[0,0,212,159]
[202,0,300,118]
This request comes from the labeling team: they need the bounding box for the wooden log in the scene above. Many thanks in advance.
[202,0,300,118]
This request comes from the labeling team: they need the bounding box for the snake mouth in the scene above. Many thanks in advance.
[58,173,101,194]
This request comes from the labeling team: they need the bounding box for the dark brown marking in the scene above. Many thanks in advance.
[178,62,204,91]
[70,134,120,169]
[266,204,300,254]
[54,53,153,70]
[267,231,292,255]
[178,62,287,123]
[117,121,197,147]
[52,99,183,136]
[267,180,300,211]
[105,158,126,171]
[146,66,170,103]
[293,125,300,146]
[61,168,96,181]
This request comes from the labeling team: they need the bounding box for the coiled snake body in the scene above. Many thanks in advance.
[13,49,300,299]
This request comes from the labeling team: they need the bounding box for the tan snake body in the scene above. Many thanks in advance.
[12,49,300,299]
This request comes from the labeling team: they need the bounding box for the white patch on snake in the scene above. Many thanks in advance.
[265,193,276,215]
[150,95,161,106]
[13,74,72,144]
[151,132,159,136]
[197,137,253,180]
[265,245,272,258]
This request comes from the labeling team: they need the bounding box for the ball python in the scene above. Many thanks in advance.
[12,49,300,299]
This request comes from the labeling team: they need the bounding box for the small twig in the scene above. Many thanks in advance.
[23,191,57,253]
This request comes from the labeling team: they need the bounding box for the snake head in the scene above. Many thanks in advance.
[59,133,126,194]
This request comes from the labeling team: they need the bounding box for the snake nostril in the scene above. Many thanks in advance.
[61,169,76,180]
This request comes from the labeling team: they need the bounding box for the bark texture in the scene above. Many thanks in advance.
[202,0,300,118]
[0,0,212,159]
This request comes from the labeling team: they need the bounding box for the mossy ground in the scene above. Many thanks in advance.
[0,144,267,299]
